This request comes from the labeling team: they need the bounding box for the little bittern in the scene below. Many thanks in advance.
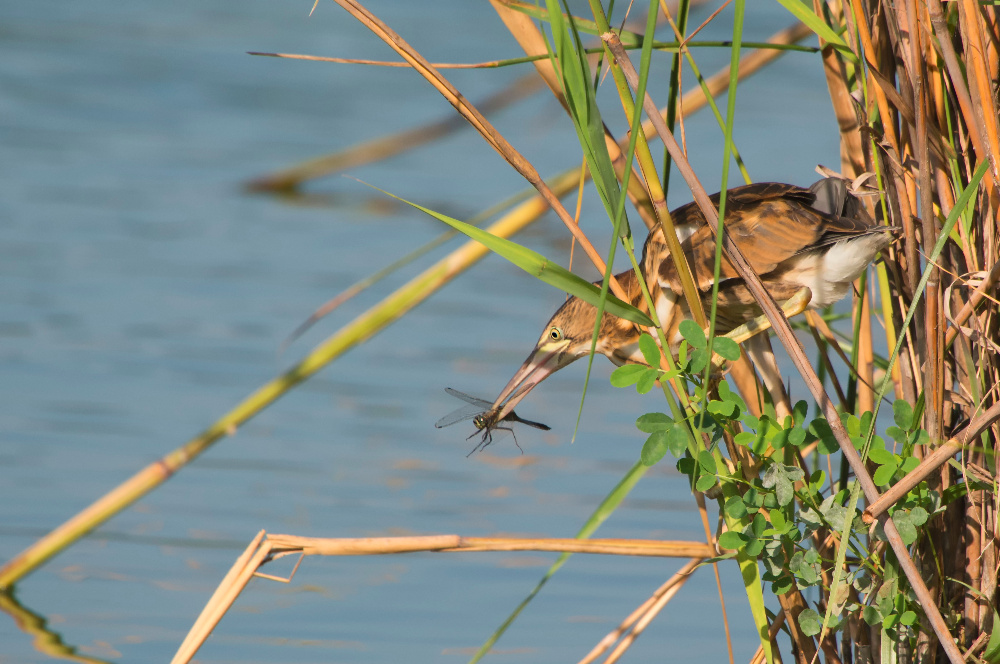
[490,178,893,421]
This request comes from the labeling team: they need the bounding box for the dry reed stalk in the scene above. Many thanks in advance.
[862,401,1000,523]
[170,532,715,664]
[329,0,631,302]
[815,0,999,660]
[576,558,702,664]
[489,0,661,231]
[604,29,968,664]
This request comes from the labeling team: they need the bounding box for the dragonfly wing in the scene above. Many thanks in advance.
[444,387,492,409]
[435,403,484,428]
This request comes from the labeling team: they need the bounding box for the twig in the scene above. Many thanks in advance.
[862,401,1000,523]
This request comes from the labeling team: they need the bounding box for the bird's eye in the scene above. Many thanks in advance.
[549,327,563,341]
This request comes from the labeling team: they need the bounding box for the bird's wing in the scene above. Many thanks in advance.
[651,182,875,294]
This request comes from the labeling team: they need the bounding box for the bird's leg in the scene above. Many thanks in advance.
[744,334,793,423]
[716,287,812,348]
[708,287,812,421]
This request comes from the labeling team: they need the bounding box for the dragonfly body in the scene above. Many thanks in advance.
[435,388,549,454]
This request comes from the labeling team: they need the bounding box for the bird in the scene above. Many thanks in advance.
[488,177,894,422]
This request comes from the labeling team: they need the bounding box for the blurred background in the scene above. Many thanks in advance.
[1,1,842,661]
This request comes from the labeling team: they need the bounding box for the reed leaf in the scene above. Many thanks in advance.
[372,184,654,327]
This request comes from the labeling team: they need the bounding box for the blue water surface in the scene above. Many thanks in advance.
[0,1,843,661]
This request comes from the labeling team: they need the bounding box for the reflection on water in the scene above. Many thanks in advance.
[0,0,841,661]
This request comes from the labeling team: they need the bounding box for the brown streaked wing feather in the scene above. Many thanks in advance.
[654,182,825,293]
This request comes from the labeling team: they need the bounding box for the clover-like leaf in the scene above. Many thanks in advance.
[641,431,670,467]
[718,531,747,551]
[868,445,896,465]
[724,495,748,519]
[873,463,897,487]
[712,336,740,361]
[808,418,839,454]
[893,510,919,545]
[797,608,824,637]
[678,319,706,349]
[610,364,647,387]
[893,399,914,430]
[636,412,673,432]
[635,369,658,394]
[638,333,661,366]
[708,399,739,419]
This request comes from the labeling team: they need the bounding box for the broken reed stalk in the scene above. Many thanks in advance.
[170,532,713,664]
[575,558,702,664]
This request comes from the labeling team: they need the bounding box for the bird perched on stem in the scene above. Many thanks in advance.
[488,177,893,423]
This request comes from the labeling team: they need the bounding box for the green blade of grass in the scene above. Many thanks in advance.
[366,181,654,327]
[772,0,854,60]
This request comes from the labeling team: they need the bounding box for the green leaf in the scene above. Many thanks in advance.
[797,608,824,637]
[724,495,748,519]
[377,188,654,326]
[909,506,928,526]
[893,511,918,545]
[718,531,747,550]
[868,446,896,465]
[696,473,718,492]
[635,369,658,394]
[770,509,788,532]
[771,576,794,595]
[636,412,673,432]
[899,610,918,626]
[708,399,739,419]
[718,380,747,411]
[862,605,881,625]
[638,333,661,366]
[900,456,920,473]
[698,450,717,474]
[808,418,839,454]
[873,463,897,487]
[762,463,802,507]
[679,319,706,349]
[687,349,709,374]
[792,400,809,427]
[641,431,669,466]
[712,336,740,361]
[610,364,647,387]
[744,538,765,556]
[893,399,914,430]
[665,425,689,458]
[982,610,1000,664]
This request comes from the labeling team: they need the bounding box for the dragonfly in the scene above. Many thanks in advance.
[435,387,550,455]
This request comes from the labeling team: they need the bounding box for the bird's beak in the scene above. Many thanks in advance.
[491,343,572,421]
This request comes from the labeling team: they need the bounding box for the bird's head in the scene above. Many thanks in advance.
[491,294,639,420]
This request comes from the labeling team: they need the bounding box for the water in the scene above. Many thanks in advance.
[0,2,843,662]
